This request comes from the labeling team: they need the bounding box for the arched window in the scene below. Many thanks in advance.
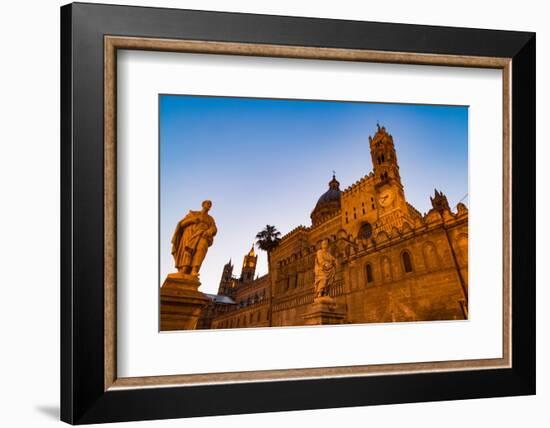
[381,154,385,162]
[365,263,374,284]
[402,251,413,273]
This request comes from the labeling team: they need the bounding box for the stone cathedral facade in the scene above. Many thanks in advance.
[197,125,468,329]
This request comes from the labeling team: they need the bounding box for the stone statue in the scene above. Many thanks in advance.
[171,200,217,277]
[313,239,336,298]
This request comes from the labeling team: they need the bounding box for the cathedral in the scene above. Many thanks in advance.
[197,124,468,329]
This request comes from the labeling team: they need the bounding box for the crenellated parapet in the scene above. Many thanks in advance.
[342,172,375,195]
[279,225,308,243]
[407,202,423,220]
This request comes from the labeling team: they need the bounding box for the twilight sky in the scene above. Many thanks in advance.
[159,95,468,294]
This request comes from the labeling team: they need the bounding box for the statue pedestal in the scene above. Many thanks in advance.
[160,273,210,331]
[303,296,346,325]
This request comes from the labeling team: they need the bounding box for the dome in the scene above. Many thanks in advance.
[311,175,342,226]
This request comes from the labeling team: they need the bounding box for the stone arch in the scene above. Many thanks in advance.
[376,230,389,243]
[390,226,401,238]
[422,241,439,270]
[401,221,413,234]
[365,262,374,285]
[401,249,414,273]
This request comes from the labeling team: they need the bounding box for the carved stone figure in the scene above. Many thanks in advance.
[171,200,217,277]
[313,239,336,298]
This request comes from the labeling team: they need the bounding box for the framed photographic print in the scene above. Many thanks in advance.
[60,2,536,424]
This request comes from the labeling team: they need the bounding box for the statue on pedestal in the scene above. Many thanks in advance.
[161,200,217,331]
[304,239,345,325]
[313,239,336,299]
[171,200,217,277]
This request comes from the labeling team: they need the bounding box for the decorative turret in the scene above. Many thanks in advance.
[369,123,402,188]
[311,174,342,226]
[240,244,258,282]
[430,189,451,213]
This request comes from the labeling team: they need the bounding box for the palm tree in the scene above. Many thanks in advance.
[255,225,281,327]
[255,224,281,253]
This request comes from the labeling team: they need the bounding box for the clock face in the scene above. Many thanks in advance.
[378,189,394,207]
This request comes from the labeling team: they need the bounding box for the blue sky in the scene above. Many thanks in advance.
[159,95,468,294]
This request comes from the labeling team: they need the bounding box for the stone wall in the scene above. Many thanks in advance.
[207,204,468,328]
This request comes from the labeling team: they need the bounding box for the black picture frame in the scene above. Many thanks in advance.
[61,2,535,424]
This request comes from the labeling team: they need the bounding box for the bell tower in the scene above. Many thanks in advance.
[240,244,257,283]
[368,124,415,233]
[218,259,234,295]
[369,123,402,189]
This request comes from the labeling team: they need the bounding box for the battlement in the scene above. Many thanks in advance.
[279,225,307,243]
[407,202,423,219]
[342,173,374,195]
